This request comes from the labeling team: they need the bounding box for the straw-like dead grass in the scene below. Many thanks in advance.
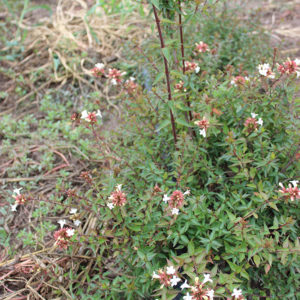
[1,0,150,115]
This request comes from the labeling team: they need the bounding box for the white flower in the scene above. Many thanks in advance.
[163,194,170,203]
[290,180,299,187]
[130,76,135,81]
[202,273,213,284]
[294,58,300,66]
[199,128,206,137]
[232,288,243,298]
[111,78,117,85]
[81,110,89,120]
[116,184,122,191]
[171,208,179,215]
[58,219,67,228]
[66,228,75,237]
[70,208,77,214]
[170,275,181,287]
[195,66,200,73]
[11,203,18,212]
[96,109,102,118]
[279,182,284,189]
[257,118,263,126]
[13,188,22,196]
[258,63,270,76]
[95,63,105,69]
[231,80,236,86]
[183,293,193,300]
[184,190,190,196]
[296,71,300,78]
[166,265,176,275]
[206,289,214,299]
[180,280,190,290]
[152,271,160,279]
[251,112,258,118]
[107,203,115,210]
[245,76,250,81]
[73,220,81,227]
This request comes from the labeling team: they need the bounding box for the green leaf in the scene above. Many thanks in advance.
[162,47,171,63]
[155,119,170,132]
[150,0,160,9]
[188,240,195,255]
[253,254,260,267]
[180,235,189,245]
[176,118,192,127]
[153,72,164,86]
[268,202,279,211]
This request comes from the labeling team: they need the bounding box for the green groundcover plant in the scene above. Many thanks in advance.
[5,1,300,299]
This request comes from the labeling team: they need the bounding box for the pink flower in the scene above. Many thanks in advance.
[108,68,126,84]
[190,276,214,300]
[277,59,299,75]
[231,76,248,86]
[81,110,102,123]
[169,190,185,209]
[195,41,210,53]
[244,113,263,133]
[92,63,105,77]
[194,117,210,137]
[278,181,300,201]
[175,80,187,92]
[124,77,138,94]
[185,61,200,73]
[54,227,74,249]
[108,185,127,207]
[152,266,179,288]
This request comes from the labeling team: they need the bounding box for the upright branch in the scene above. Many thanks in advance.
[152,5,177,145]
[178,0,192,122]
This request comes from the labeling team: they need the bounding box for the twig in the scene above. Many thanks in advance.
[152,5,177,146]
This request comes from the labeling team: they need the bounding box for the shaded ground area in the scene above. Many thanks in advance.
[235,0,300,57]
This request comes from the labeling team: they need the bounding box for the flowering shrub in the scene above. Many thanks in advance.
[5,1,300,299]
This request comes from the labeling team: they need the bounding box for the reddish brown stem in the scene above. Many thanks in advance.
[178,0,193,122]
[152,5,177,145]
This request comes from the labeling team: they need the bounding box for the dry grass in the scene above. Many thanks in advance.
[1,0,150,115]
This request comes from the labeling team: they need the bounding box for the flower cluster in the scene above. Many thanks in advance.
[278,180,300,202]
[53,227,75,249]
[11,188,28,212]
[92,63,105,77]
[195,41,210,54]
[194,117,210,137]
[80,171,93,184]
[175,80,187,93]
[108,68,127,85]
[91,63,127,85]
[257,63,275,79]
[231,288,245,300]
[163,189,190,215]
[230,75,249,86]
[107,184,127,209]
[152,265,181,288]
[277,58,300,77]
[182,274,214,300]
[244,113,263,133]
[81,109,102,123]
[124,77,138,94]
[185,61,200,73]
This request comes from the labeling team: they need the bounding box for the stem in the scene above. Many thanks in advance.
[152,5,177,145]
[178,0,193,122]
